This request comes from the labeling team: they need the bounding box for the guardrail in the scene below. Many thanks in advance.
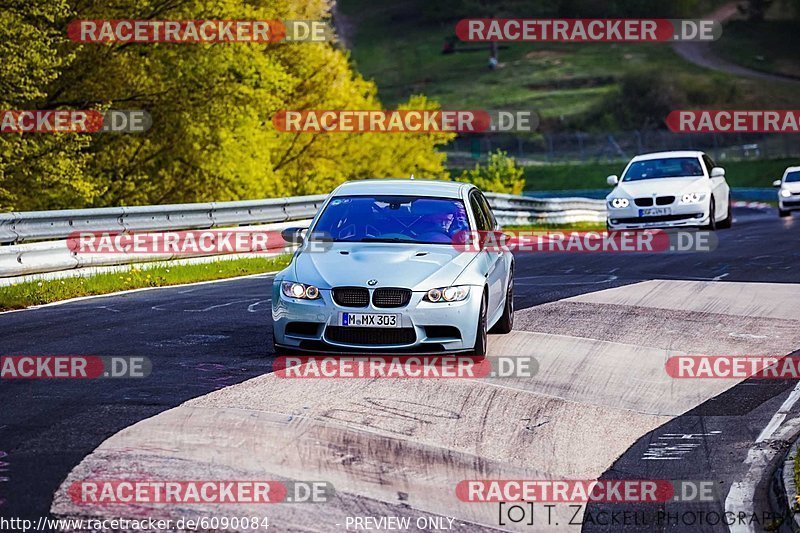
[0,191,606,280]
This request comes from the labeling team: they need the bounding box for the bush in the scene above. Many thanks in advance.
[456,150,525,195]
[575,69,738,131]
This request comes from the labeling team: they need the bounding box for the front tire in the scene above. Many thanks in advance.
[718,196,733,229]
[490,272,514,334]
[780,208,791,218]
[705,197,717,231]
[471,292,488,357]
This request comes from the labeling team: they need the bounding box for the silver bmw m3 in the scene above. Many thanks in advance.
[272,179,514,355]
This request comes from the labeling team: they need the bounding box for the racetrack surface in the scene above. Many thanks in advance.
[2,206,800,532]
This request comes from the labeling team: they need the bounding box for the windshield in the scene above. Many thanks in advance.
[311,195,470,244]
[622,157,705,181]
[785,171,800,183]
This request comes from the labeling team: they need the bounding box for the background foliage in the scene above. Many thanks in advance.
[0,0,453,211]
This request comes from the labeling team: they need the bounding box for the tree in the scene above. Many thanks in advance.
[1,0,453,210]
[0,0,96,210]
[456,150,525,195]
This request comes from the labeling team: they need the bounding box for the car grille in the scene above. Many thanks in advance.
[332,287,369,307]
[656,196,675,206]
[373,288,411,308]
[783,199,800,206]
[325,326,416,345]
[634,196,675,207]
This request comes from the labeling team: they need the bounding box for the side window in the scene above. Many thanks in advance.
[476,193,497,229]
[469,192,490,231]
[702,155,715,176]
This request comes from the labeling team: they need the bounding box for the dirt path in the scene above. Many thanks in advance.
[671,1,800,85]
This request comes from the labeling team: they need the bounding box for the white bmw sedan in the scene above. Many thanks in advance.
[773,166,800,217]
[606,151,732,230]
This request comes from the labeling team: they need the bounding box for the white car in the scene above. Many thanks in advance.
[606,151,732,230]
[272,180,514,356]
[773,166,800,217]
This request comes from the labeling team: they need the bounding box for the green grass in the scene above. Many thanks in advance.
[0,255,291,312]
[795,450,800,512]
[712,21,800,79]
[520,158,798,191]
[339,0,800,120]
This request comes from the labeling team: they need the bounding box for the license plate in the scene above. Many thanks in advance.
[339,312,400,328]
[639,207,672,217]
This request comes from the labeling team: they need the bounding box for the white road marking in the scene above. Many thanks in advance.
[725,381,800,533]
[184,298,259,312]
[641,431,722,461]
[247,300,271,313]
[756,382,800,443]
[729,333,769,339]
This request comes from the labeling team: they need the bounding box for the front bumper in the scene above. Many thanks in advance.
[272,284,482,353]
[607,202,709,230]
[779,196,800,211]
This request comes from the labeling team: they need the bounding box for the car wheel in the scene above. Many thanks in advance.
[471,291,488,357]
[490,272,514,334]
[705,197,717,231]
[780,208,791,218]
[718,196,733,229]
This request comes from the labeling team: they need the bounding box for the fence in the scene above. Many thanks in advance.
[444,131,800,166]
[0,192,605,280]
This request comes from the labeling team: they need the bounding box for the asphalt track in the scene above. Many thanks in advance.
[2,206,800,532]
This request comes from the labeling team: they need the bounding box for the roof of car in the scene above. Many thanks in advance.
[785,166,800,173]
[330,179,473,199]
[630,150,706,161]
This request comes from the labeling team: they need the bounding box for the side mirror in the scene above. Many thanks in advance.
[606,175,619,186]
[281,227,307,244]
[710,167,725,178]
[773,179,783,187]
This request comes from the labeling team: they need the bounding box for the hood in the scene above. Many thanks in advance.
[291,242,477,291]
[609,176,709,198]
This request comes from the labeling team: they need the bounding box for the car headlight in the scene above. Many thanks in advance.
[424,285,470,303]
[680,192,706,203]
[609,198,629,209]
[781,189,792,198]
[281,281,320,300]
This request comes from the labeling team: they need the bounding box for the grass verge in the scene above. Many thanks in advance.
[712,20,800,80]
[520,159,798,191]
[339,0,800,121]
[503,222,606,231]
[0,255,291,312]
